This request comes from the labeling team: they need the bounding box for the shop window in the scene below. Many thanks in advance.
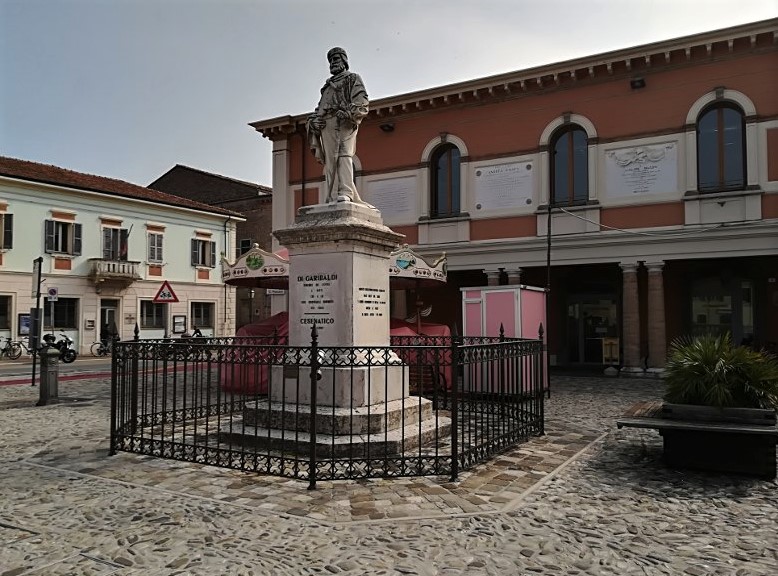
[148,233,163,262]
[102,227,129,261]
[690,277,753,345]
[191,239,216,268]
[551,125,588,206]
[0,214,13,249]
[44,220,82,255]
[697,103,746,193]
[140,300,165,329]
[191,302,214,328]
[430,143,460,218]
[44,297,78,329]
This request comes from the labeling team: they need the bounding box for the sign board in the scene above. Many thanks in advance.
[47,287,59,301]
[32,258,42,298]
[153,280,179,303]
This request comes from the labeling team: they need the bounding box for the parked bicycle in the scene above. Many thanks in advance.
[14,336,33,356]
[0,337,22,360]
[90,338,114,357]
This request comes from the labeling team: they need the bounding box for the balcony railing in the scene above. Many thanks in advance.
[88,259,142,287]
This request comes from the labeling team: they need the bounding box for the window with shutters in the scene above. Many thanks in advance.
[148,233,163,262]
[191,301,214,328]
[191,239,216,268]
[44,220,82,255]
[0,214,13,249]
[140,300,165,328]
[102,227,129,260]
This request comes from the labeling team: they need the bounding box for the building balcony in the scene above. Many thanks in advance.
[88,258,142,290]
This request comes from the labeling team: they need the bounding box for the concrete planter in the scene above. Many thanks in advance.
[660,403,777,479]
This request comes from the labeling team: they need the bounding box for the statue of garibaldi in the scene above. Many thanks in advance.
[306,47,369,204]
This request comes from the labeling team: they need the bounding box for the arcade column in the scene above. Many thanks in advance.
[484,269,501,286]
[620,262,644,376]
[646,261,667,375]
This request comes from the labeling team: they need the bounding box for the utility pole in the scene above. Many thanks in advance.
[30,256,43,387]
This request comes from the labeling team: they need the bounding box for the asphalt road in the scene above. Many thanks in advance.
[0,354,112,384]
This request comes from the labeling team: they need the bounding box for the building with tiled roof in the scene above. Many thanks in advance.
[149,164,273,327]
[0,156,245,351]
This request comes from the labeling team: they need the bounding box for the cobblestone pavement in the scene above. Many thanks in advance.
[0,375,776,575]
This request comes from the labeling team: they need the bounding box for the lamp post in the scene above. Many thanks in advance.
[249,288,255,324]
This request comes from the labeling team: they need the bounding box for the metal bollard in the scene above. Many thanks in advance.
[37,345,60,406]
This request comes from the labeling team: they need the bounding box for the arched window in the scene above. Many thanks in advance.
[697,103,746,192]
[551,125,588,205]
[430,143,460,218]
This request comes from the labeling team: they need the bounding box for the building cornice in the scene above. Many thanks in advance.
[249,18,778,141]
[434,219,778,269]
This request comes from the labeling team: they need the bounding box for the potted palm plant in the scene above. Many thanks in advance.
[660,333,778,477]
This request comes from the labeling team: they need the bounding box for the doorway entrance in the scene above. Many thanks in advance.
[100,299,120,339]
[690,277,754,345]
[566,295,618,364]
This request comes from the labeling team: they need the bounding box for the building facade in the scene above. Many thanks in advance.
[251,19,778,373]
[0,157,242,354]
[149,165,273,327]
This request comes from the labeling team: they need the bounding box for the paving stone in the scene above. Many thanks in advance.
[0,375,776,575]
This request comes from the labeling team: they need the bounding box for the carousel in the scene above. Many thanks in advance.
[220,243,451,393]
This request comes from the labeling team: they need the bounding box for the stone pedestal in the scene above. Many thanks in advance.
[273,202,406,408]
[276,202,402,349]
[222,201,450,460]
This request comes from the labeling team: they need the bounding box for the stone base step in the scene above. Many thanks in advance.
[243,396,435,434]
[220,415,451,458]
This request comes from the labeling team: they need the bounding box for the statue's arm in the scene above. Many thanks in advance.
[349,74,369,123]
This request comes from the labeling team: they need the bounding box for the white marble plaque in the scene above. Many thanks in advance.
[297,272,338,337]
[357,286,388,319]
[474,162,534,211]
[363,176,416,222]
[605,143,678,197]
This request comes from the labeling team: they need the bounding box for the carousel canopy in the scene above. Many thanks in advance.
[222,244,446,289]
[221,244,290,289]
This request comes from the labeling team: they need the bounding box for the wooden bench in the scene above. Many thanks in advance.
[617,401,778,479]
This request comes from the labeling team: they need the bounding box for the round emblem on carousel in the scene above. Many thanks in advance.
[246,254,264,270]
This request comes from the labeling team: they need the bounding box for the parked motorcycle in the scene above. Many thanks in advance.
[42,333,78,363]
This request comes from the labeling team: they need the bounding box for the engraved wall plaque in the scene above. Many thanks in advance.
[605,143,678,198]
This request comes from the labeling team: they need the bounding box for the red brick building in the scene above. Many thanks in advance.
[250,19,778,373]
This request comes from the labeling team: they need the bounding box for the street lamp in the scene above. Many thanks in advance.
[249,288,255,324]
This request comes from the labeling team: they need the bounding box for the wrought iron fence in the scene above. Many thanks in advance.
[110,329,545,487]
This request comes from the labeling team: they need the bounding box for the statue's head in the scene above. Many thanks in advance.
[327,47,348,73]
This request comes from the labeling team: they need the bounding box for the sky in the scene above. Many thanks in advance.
[1,0,776,189]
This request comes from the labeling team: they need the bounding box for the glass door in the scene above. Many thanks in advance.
[567,296,618,364]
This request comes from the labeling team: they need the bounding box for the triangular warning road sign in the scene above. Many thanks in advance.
[153,280,179,303]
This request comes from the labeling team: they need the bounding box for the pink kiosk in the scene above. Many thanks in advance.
[461,285,549,394]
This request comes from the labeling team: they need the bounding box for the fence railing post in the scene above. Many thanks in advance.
[130,323,140,435]
[308,324,319,490]
[449,335,460,481]
[538,323,545,435]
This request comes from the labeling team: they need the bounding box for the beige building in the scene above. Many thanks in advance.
[0,156,243,353]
